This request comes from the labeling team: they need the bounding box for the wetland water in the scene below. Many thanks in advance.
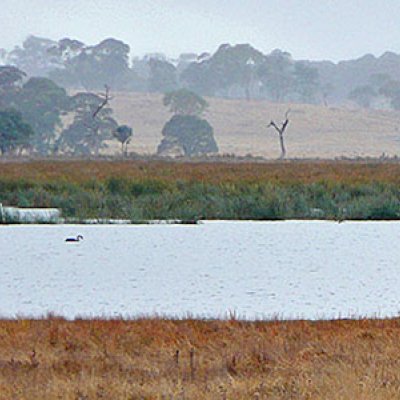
[1,221,399,319]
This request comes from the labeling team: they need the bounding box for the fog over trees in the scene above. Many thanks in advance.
[2,35,400,108]
[1,35,400,157]
[0,61,129,156]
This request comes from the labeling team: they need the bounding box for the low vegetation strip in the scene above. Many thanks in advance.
[0,317,399,399]
[2,160,400,184]
[1,160,400,220]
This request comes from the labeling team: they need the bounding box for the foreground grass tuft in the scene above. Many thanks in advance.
[1,317,400,399]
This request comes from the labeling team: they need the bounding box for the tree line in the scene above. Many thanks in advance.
[2,35,400,108]
[0,64,219,157]
[0,65,125,156]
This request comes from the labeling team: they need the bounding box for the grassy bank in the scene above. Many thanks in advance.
[1,317,400,399]
[1,160,400,220]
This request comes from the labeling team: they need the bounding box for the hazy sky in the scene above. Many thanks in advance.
[1,0,400,61]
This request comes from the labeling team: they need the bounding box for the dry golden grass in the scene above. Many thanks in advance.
[109,92,400,158]
[1,317,400,399]
[1,160,400,185]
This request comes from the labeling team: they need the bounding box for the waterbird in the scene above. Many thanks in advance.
[65,235,84,242]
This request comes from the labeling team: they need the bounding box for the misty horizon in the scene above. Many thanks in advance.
[3,33,400,65]
[1,0,400,63]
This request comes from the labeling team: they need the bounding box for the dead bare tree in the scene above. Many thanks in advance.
[92,85,112,119]
[267,109,290,159]
[84,85,115,156]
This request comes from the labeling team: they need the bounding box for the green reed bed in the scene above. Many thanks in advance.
[0,176,399,221]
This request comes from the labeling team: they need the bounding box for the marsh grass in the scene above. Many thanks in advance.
[1,317,400,399]
[1,160,400,220]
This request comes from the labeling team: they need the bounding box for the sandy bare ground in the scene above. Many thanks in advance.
[108,92,400,159]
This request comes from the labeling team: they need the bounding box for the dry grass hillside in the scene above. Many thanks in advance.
[109,92,400,159]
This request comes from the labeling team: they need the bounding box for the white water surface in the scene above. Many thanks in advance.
[1,221,399,320]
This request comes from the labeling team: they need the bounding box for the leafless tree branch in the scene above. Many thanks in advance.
[92,85,112,119]
[267,109,291,159]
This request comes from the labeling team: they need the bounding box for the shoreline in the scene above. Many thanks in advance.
[2,218,400,225]
[0,313,398,322]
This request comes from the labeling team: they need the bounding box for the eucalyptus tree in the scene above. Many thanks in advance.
[0,109,34,155]
[163,89,208,117]
[50,38,133,90]
[181,43,264,97]
[147,58,178,93]
[0,66,26,109]
[158,90,217,157]
[13,77,70,154]
[7,35,58,77]
[158,115,218,157]
[257,50,294,102]
[57,86,118,156]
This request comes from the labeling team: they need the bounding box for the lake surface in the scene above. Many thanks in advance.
[1,221,399,320]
